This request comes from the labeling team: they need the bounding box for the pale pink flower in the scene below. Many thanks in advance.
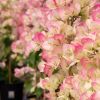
[60,78,70,90]
[32,41,41,52]
[80,32,96,48]
[38,78,48,89]
[25,45,33,56]
[90,91,100,100]
[91,3,100,23]
[11,40,25,54]
[0,62,6,69]
[88,67,96,79]
[65,76,73,86]
[75,21,88,34]
[44,64,52,76]
[95,55,100,67]
[46,0,58,9]
[14,67,33,78]
[80,57,89,68]
[14,68,24,78]
[28,0,45,8]
[41,50,51,62]
[25,41,39,56]
[24,66,34,74]
[79,68,87,79]
[42,38,54,51]
[74,2,81,15]
[38,61,46,72]
[80,92,90,100]
[92,78,100,86]
[14,13,24,35]
[53,33,64,41]
[32,32,46,43]
[44,92,56,100]
[81,37,94,45]
[62,44,74,61]
[46,56,60,68]
[73,42,83,54]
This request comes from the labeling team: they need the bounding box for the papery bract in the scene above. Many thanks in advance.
[11,40,25,54]
[14,68,24,78]
[53,33,64,41]
[6,0,100,99]
[32,32,46,42]
[91,3,100,23]
[44,64,52,76]
[73,42,83,54]
[90,91,100,100]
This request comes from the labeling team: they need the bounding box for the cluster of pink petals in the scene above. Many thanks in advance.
[4,0,100,99]
[91,3,100,23]
[14,66,34,78]
[36,1,100,100]
[0,62,6,69]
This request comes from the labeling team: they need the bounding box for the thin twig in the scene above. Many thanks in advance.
[8,57,12,84]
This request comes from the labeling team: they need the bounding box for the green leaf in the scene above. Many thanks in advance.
[3,36,12,47]
[25,49,41,68]
[0,67,9,82]
[11,59,18,68]
[35,87,43,97]
[34,49,41,66]
[25,52,36,67]
[24,80,33,93]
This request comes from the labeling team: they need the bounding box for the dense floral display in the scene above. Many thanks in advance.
[0,0,100,100]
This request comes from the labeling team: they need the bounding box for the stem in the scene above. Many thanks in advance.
[8,58,12,84]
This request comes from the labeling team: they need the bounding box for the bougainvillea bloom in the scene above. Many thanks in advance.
[3,0,100,99]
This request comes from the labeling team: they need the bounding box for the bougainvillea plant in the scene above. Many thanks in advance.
[0,0,39,97]
[1,0,100,99]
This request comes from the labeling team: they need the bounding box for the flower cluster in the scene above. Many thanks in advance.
[34,0,100,100]
[0,0,35,94]
[1,0,100,99]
